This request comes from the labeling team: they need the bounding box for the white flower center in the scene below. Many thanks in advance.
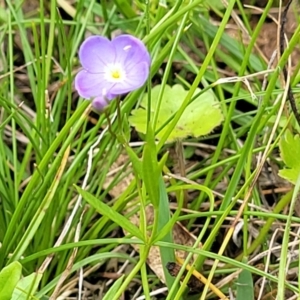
[105,64,125,82]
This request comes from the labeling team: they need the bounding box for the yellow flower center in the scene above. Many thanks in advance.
[105,64,124,82]
[111,70,121,79]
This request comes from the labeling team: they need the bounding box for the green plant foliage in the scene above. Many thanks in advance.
[142,125,159,208]
[0,261,22,300]
[5,0,300,298]
[113,0,136,18]
[102,275,125,300]
[279,129,300,184]
[129,84,223,141]
[236,265,254,300]
[204,0,225,10]
[75,186,145,241]
[12,272,42,300]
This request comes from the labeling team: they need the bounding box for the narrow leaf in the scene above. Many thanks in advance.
[125,145,142,176]
[142,124,159,208]
[156,176,177,290]
[102,275,125,300]
[236,264,254,300]
[75,186,144,241]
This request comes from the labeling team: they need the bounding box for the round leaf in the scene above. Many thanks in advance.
[129,84,223,141]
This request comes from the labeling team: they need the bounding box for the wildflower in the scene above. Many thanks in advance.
[75,35,151,110]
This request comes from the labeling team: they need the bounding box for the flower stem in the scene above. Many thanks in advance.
[116,97,123,134]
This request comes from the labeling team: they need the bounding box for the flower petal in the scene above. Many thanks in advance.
[108,61,149,95]
[79,36,116,73]
[75,70,113,98]
[112,35,151,69]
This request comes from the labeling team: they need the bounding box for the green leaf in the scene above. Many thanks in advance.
[142,124,159,208]
[156,176,176,290]
[113,0,136,18]
[279,129,300,184]
[75,186,145,241]
[102,275,124,300]
[158,151,169,173]
[122,113,131,143]
[12,272,42,300]
[204,0,225,10]
[129,84,223,141]
[0,261,22,300]
[236,264,254,300]
[125,145,142,176]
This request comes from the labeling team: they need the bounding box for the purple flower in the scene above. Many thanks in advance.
[75,35,151,110]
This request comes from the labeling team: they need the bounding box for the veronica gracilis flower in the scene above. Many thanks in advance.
[75,34,151,110]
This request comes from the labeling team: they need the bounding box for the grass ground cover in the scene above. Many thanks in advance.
[1,0,300,299]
